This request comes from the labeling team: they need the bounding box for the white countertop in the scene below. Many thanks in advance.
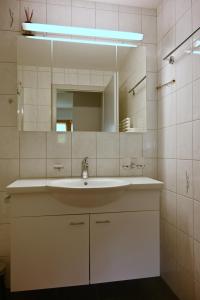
[7,177,163,194]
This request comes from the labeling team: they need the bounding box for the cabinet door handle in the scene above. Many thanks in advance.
[96,220,111,224]
[69,222,85,226]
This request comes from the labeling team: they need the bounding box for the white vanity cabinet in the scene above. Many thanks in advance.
[8,177,162,292]
[90,211,159,284]
[11,215,90,291]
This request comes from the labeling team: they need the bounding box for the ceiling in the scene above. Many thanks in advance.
[89,0,161,9]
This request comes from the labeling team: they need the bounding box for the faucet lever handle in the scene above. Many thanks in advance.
[83,157,88,165]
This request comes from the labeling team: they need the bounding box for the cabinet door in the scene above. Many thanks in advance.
[90,211,159,284]
[11,215,89,291]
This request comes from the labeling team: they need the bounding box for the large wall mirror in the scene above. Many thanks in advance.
[17,36,146,133]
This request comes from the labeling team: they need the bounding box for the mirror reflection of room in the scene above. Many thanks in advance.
[17,37,146,133]
[118,46,146,132]
[55,90,103,132]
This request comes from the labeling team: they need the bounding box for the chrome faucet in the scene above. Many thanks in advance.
[81,157,89,180]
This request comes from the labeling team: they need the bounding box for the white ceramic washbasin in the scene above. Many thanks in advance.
[6,177,163,194]
[48,178,130,190]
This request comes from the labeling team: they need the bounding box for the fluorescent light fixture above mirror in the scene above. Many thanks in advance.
[22,23,143,41]
[26,35,137,48]
[193,50,200,55]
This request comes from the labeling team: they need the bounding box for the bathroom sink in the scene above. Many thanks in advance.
[48,178,130,190]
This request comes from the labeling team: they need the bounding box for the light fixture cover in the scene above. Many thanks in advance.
[26,35,137,48]
[22,23,143,41]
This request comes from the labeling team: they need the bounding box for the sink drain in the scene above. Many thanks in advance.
[84,181,88,186]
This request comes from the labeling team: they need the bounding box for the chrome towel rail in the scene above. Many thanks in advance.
[163,26,200,64]
[128,75,147,95]
[156,79,176,90]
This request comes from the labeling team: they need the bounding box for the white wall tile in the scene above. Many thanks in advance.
[72,132,96,158]
[177,230,193,273]
[146,73,157,101]
[158,92,176,128]
[97,133,119,158]
[53,69,65,84]
[194,200,200,242]
[193,78,200,120]
[193,160,200,201]
[146,44,157,73]
[143,158,157,178]
[96,9,118,30]
[161,0,176,38]
[192,0,200,30]
[142,15,157,44]
[195,281,200,300]
[176,264,194,300]
[23,70,37,88]
[176,9,192,46]
[47,4,66,26]
[0,95,17,127]
[97,159,119,176]
[38,71,51,89]
[20,132,46,158]
[142,8,156,16]
[0,31,17,63]
[120,133,142,158]
[158,126,176,159]
[177,122,193,159]
[177,194,193,236]
[161,189,177,226]
[193,120,200,160]
[0,128,19,159]
[158,158,177,192]
[158,0,199,297]
[119,5,140,14]
[20,159,46,178]
[0,192,10,224]
[72,6,95,27]
[119,13,141,32]
[177,83,192,124]
[47,132,71,158]
[37,89,51,106]
[193,51,200,81]
[47,0,67,5]
[162,221,177,259]
[73,0,95,9]
[0,224,10,256]
[24,88,37,105]
[194,240,200,283]
[176,0,191,22]
[146,101,157,130]
[143,131,157,158]
[176,54,193,90]
[23,105,37,123]
[0,159,19,190]
[0,63,16,94]
[96,2,118,12]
